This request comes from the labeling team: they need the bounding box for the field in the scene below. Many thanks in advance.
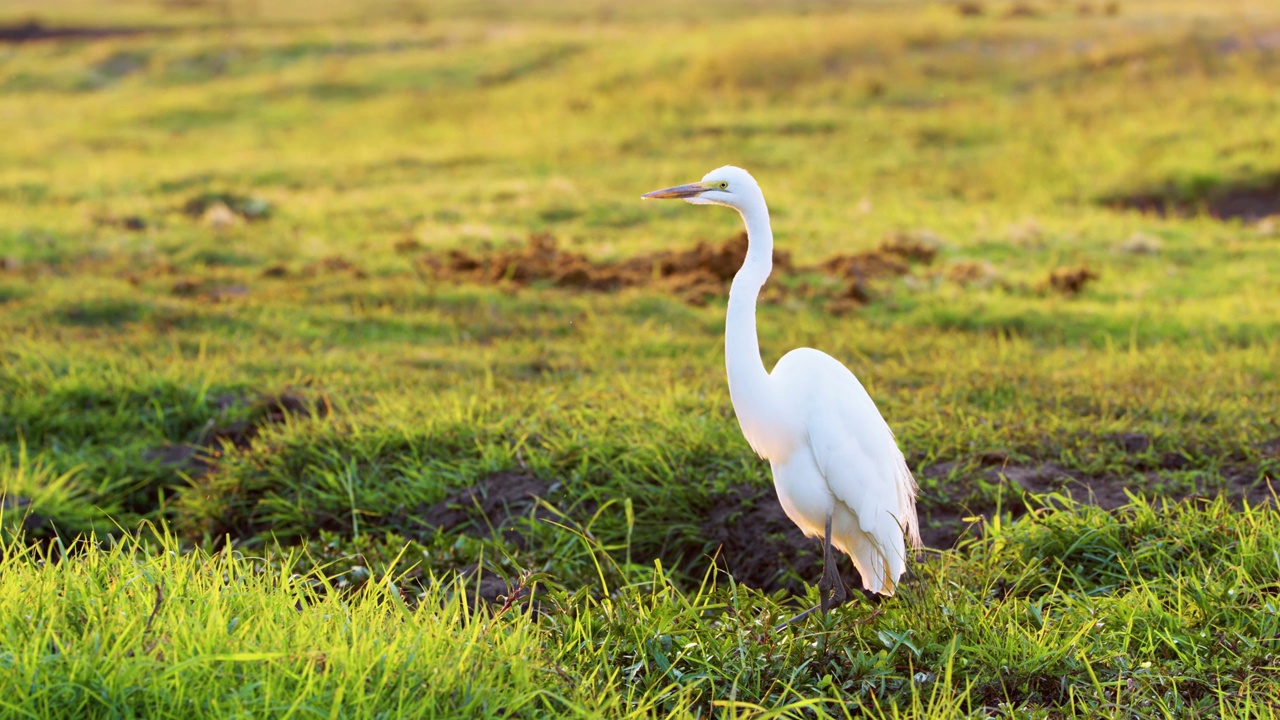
[2,0,1280,716]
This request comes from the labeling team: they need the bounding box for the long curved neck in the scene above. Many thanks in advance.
[725,196,779,454]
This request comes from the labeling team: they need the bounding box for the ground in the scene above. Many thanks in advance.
[1,0,1280,717]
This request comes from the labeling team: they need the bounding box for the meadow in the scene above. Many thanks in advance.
[1,0,1280,716]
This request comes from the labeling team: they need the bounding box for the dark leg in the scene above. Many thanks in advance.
[775,515,850,629]
[817,515,849,613]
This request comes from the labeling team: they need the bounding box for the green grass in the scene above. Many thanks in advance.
[1,0,1279,715]
[4,497,1279,717]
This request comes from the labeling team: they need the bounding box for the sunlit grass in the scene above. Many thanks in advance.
[2,495,1277,717]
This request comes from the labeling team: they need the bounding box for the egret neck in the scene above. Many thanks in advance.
[725,196,785,459]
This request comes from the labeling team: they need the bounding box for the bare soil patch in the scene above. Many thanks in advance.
[919,447,1276,550]
[413,475,831,597]
[300,442,1274,602]
[0,20,153,43]
[417,471,560,547]
[168,277,250,302]
[412,447,1266,596]
[1102,173,1280,222]
[701,484,823,596]
[1041,264,1099,296]
[418,232,937,307]
[143,391,329,479]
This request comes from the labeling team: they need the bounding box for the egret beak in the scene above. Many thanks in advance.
[641,182,710,200]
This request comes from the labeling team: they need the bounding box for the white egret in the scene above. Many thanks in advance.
[642,166,920,624]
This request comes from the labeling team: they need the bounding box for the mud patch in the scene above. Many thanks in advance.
[143,391,329,479]
[419,232,934,307]
[1106,432,1152,454]
[920,460,1131,549]
[919,455,1276,549]
[0,20,152,44]
[701,485,823,596]
[403,473,577,611]
[455,565,527,609]
[1101,173,1280,222]
[417,471,561,546]
[413,476,830,597]
[205,392,328,448]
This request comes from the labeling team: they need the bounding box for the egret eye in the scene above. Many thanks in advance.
[717,181,729,190]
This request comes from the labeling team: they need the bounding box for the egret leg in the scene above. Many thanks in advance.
[775,515,850,629]
[817,515,849,613]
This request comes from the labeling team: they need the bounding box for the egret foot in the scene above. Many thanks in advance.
[774,604,820,629]
[774,589,884,629]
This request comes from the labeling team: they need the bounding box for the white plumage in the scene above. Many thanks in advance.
[643,166,920,620]
[770,348,920,594]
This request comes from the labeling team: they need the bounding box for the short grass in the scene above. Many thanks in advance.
[1,0,1279,716]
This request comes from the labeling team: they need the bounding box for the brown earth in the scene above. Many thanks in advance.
[1041,265,1099,296]
[406,471,574,609]
[417,471,561,548]
[918,445,1277,551]
[1102,173,1280,222]
[417,231,937,306]
[411,472,821,596]
[700,484,823,596]
[142,391,329,480]
[417,436,1276,601]
[0,20,153,43]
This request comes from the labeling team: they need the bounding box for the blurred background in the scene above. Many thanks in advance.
[3,0,1277,267]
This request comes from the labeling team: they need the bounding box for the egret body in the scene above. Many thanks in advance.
[643,166,921,622]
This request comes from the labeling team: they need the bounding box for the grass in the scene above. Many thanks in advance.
[1,0,1279,715]
[4,497,1279,717]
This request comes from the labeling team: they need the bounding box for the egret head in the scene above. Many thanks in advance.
[641,166,762,211]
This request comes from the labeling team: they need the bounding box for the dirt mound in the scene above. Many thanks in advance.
[818,234,940,310]
[93,213,147,232]
[373,454,1275,601]
[420,232,933,307]
[946,259,1002,289]
[1042,265,1098,295]
[419,232,787,304]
